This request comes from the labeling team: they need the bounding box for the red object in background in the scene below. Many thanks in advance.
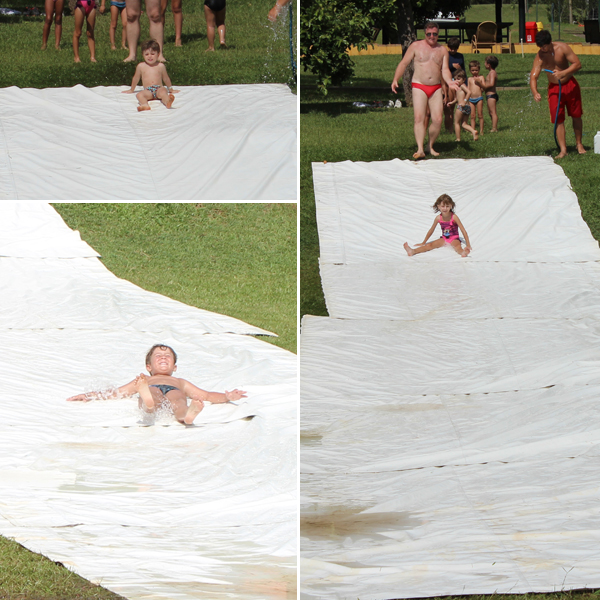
[525,21,537,43]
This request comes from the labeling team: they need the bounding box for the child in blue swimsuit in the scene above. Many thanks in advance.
[67,344,247,425]
[100,0,127,50]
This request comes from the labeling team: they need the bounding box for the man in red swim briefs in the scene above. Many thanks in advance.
[530,29,585,159]
[391,21,458,160]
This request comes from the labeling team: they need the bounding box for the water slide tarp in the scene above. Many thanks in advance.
[301,156,600,599]
[0,84,296,200]
[0,202,297,599]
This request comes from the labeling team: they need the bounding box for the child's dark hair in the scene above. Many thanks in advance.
[433,194,455,213]
[141,39,160,53]
[485,55,499,69]
[453,69,466,82]
[447,37,460,51]
[146,344,177,365]
[469,60,480,70]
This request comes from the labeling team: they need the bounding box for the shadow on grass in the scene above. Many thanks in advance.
[301,102,402,117]
[167,31,205,44]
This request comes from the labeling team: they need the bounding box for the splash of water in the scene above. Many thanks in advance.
[263,5,295,85]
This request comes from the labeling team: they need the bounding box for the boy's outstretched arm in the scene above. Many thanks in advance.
[182,380,247,404]
[67,379,138,402]
[122,65,142,94]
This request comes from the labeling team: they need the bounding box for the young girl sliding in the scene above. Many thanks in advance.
[404,194,472,258]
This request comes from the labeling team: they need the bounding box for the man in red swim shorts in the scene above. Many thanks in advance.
[530,29,585,159]
[391,21,458,160]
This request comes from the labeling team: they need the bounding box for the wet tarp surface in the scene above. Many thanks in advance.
[0,84,296,200]
[0,202,297,599]
[301,156,600,599]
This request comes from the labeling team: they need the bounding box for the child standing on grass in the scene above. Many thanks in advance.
[404,194,472,258]
[122,39,175,111]
[73,0,97,62]
[467,61,485,135]
[42,0,64,50]
[448,70,478,142]
[100,0,128,50]
[476,55,499,132]
[67,344,247,425]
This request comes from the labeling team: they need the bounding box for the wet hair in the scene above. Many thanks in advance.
[447,37,460,51]
[453,69,466,82]
[469,60,481,70]
[535,30,552,47]
[145,344,177,366]
[141,39,161,53]
[424,21,439,31]
[433,194,456,213]
[485,55,499,69]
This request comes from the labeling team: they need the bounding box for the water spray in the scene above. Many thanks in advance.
[289,2,296,80]
[543,68,561,150]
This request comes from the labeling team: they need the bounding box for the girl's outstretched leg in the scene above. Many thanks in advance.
[451,239,470,257]
[404,238,445,256]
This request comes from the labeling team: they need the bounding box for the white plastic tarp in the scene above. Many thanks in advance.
[0,84,297,200]
[301,156,600,599]
[0,202,297,600]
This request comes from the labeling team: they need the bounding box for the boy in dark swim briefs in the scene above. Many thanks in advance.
[204,0,226,50]
[122,39,175,111]
[67,344,247,425]
[467,60,485,135]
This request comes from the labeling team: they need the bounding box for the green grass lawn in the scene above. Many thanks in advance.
[0,202,296,600]
[0,0,296,88]
[301,54,600,317]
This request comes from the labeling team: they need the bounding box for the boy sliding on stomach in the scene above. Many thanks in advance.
[122,39,175,111]
[67,344,247,425]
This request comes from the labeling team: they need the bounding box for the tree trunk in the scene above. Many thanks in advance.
[396,0,416,106]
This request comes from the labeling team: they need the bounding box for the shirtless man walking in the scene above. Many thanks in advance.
[391,22,458,159]
[530,30,585,158]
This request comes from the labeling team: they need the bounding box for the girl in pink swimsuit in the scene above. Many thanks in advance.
[404,194,472,258]
[73,0,97,62]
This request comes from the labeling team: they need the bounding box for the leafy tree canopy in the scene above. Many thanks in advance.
[301,0,472,94]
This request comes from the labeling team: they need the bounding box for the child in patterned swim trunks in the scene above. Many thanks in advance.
[404,194,472,258]
[67,344,247,425]
[122,39,176,111]
[448,70,478,142]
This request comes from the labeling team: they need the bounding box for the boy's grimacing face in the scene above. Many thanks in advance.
[143,48,159,65]
[147,348,177,375]
[470,65,480,76]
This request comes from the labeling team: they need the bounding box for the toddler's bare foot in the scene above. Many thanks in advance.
[74,57,81,63]
[428,146,440,157]
[577,144,586,154]
[135,374,155,411]
[175,38,182,47]
[91,57,97,63]
[412,151,426,160]
[556,150,567,159]
[491,128,498,132]
[123,54,136,62]
[403,242,415,257]
[137,105,151,111]
[205,47,215,52]
[166,94,174,108]
[184,398,204,424]
[42,43,47,50]
[220,42,227,49]
[111,45,117,50]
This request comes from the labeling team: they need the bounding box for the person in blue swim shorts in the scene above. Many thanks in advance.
[100,0,128,50]
[67,344,247,425]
